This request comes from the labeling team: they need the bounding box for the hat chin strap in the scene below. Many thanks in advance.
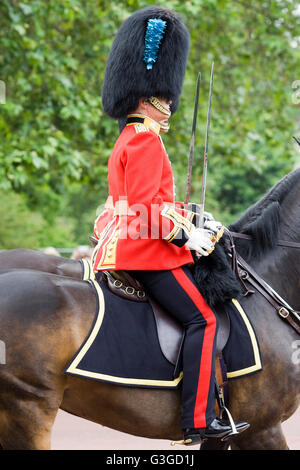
[148,96,171,133]
[148,96,171,118]
[159,120,170,133]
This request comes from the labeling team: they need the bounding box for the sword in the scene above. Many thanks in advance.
[184,72,201,206]
[198,61,214,228]
[198,62,224,247]
[293,136,300,147]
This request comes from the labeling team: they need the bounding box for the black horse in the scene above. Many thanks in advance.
[0,169,299,449]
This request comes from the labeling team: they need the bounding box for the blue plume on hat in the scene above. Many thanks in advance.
[144,18,167,70]
[102,6,190,120]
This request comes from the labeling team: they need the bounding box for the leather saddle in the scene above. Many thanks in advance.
[89,235,230,403]
[101,269,230,367]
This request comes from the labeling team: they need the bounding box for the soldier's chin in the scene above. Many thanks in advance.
[159,119,170,133]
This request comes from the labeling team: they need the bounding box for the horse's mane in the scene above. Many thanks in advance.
[228,168,300,260]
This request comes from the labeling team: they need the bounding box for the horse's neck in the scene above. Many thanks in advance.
[251,192,300,312]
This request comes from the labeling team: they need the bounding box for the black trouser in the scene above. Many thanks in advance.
[132,265,218,429]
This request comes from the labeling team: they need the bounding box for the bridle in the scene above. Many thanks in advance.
[230,231,300,250]
[224,229,300,335]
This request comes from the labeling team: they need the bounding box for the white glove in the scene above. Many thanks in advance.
[204,219,223,235]
[185,225,215,257]
[203,211,215,222]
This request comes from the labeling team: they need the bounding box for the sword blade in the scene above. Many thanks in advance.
[199,61,214,227]
[184,72,201,205]
[293,136,300,147]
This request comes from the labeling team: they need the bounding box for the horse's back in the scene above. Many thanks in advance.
[0,270,97,372]
[0,248,83,278]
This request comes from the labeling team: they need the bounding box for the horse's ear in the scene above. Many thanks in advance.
[235,201,280,259]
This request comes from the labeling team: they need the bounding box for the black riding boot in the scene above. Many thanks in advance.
[183,418,250,445]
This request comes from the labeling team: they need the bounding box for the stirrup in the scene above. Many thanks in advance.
[214,377,243,441]
[219,406,239,441]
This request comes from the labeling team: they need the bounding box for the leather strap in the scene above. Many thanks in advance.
[236,254,300,334]
[225,229,300,335]
[214,353,229,416]
[102,271,147,302]
[230,231,300,249]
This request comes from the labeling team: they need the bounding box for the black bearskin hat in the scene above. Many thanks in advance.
[102,6,190,119]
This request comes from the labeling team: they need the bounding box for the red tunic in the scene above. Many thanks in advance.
[92,117,195,271]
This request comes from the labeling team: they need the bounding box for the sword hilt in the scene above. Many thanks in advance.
[206,225,225,254]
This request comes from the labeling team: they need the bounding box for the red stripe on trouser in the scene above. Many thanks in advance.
[172,267,217,428]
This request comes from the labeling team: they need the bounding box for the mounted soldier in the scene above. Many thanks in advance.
[91,6,249,445]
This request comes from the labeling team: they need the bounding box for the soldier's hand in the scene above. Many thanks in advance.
[203,211,214,222]
[204,220,225,244]
[185,226,215,256]
[204,219,222,234]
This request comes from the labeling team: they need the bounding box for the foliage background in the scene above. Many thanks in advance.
[0,0,300,250]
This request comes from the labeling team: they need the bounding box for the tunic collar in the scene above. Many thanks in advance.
[126,114,161,135]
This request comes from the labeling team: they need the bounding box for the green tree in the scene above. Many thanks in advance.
[0,190,76,249]
[0,0,299,248]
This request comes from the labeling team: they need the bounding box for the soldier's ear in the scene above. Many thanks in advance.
[138,98,149,112]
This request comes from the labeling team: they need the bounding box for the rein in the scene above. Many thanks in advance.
[229,231,300,249]
[225,229,300,335]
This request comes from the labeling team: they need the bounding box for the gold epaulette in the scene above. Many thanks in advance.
[134,123,149,134]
